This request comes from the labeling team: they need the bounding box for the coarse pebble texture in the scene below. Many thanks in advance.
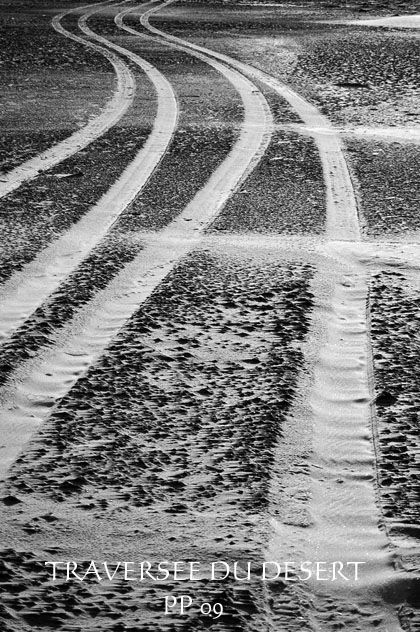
[0,251,315,631]
[346,139,420,236]
[209,131,325,234]
[0,10,112,73]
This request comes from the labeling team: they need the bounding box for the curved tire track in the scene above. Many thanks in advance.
[0,9,272,479]
[0,2,178,342]
[137,4,408,628]
[141,0,360,242]
[0,0,135,200]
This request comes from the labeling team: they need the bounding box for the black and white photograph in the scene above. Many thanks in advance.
[0,0,419,629]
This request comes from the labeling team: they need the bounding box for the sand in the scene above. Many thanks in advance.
[0,1,419,630]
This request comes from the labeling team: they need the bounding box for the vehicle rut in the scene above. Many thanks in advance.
[0,3,272,477]
[0,0,135,200]
[0,1,178,343]
[138,3,414,628]
[141,0,360,241]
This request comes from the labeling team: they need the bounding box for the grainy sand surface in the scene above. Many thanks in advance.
[0,1,419,630]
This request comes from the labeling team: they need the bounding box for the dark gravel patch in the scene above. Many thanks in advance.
[0,14,112,74]
[346,139,420,236]
[87,13,126,37]
[297,31,419,90]
[209,131,325,234]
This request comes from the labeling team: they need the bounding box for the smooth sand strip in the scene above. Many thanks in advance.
[266,239,420,628]
[0,0,135,200]
[134,3,415,618]
[344,125,420,144]
[0,34,272,479]
[275,123,420,145]
[142,0,360,242]
[268,253,403,631]
[0,3,178,342]
[348,14,420,29]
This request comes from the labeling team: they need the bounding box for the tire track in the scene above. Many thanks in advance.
[140,0,360,241]
[0,0,135,200]
[135,4,412,627]
[0,3,178,343]
[0,24,272,478]
[271,254,403,631]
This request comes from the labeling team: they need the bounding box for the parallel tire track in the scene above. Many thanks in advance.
[134,4,408,629]
[0,0,135,200]
[0,2,178,343]
[140,0,360,242]
[0,5,273,479]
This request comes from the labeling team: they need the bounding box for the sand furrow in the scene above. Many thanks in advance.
[142,0,360,241]
[0,5,178,343]
[0,0,135,200]
[134,5,416,624]
[263,248,406,631]
[264,236,420,629]
[0,29,272,477]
